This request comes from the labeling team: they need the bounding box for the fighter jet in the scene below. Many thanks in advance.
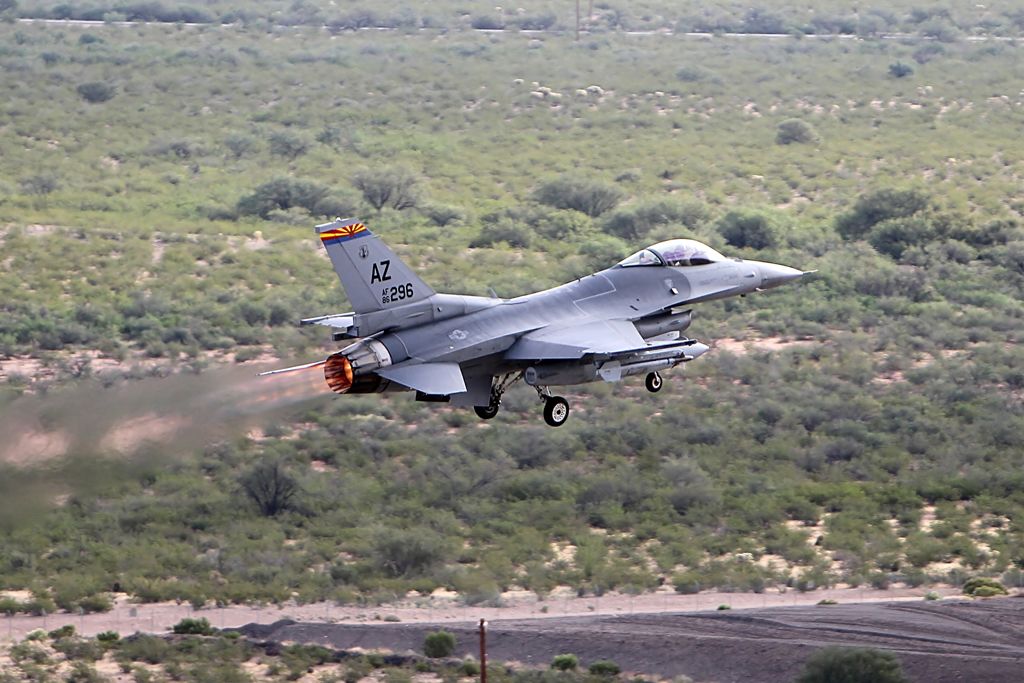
[262,218,809,426]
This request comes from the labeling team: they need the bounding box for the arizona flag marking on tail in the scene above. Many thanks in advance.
[319,223,369,245]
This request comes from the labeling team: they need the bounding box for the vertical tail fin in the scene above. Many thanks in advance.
[316,218,435,314]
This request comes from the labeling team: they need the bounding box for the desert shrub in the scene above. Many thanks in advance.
[49,625,75,639]
[717,210,780,250]
[471,15,505,29]
[78,593,113,613]
[867,216,941,259]
[888,62,914,78]
[422,203,465,227]
[551,653,579,670]
[372,527,451,577]
[76,81,116,103]
[717,604,731,610]
[796,647,909,683]
[963,577,1007,597]
[836,189,931,240]
[0,596,20,615]
[471,219,535,248]
[268,131,310,160]
[516,13,556,30]
[65,662,105,683]
[281,643,335,674]
[224,133,257,160]
[239,458,300,517]
[172,617,214,635]
[19,173,59,197]
[423,630,456,658]
[603,198,709,240]
[775,118,818,145]
[117,635,170,665]
[236,178,329,219]
[534,175,624,218]
[588,660,621,675]
[352,167,420,212]
[53,637,104,662]
[96,631,120,643]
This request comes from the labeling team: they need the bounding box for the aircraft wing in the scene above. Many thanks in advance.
[504,319,649,361]
[377,361,467,395]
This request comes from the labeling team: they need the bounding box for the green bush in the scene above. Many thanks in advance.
[717,209,780,250]
[236,177,330,219]
[588,660,622,675]
[76,81,116,103]
[888,62,914,78]
[534,175,624,218]
[962,577,1007,597]
[0,596,20,615]
[551,653,579,670]
[775,118,819,145]
[78,593,113,613]
[172,617,214,635]
[603,198,709,240]
[48,624,75,639]
[796,647,908,683]
[352,167,420,212]
[423,630,456,658]
[836,189,931,240]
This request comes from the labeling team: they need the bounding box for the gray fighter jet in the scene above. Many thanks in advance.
[262,218,808,426]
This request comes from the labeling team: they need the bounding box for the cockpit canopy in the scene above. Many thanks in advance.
[617,239,726,268]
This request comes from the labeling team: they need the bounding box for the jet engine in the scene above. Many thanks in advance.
[324,339,394,394]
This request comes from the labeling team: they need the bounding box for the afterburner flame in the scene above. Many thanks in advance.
[324,353,354,394]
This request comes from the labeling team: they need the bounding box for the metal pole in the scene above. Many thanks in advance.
[575,0,580,41]
[479,618,487,683]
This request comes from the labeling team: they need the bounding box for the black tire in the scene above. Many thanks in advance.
[475,404,499,420]
[645,372,663,393]
[543,396,570,427]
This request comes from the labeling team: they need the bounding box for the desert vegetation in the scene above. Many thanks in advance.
[1,8,1023,614]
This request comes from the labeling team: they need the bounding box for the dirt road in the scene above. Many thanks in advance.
[240,598,1024,683]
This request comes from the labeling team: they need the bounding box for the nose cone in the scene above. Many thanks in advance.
[750,261,806,290]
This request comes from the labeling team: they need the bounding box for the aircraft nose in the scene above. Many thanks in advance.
[752,261,806,290]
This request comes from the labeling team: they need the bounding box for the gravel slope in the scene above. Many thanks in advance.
[241,598,1024,682]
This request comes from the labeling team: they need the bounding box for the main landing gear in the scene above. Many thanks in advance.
[645,371,663,393]
[535,385,570,427]
[474,371,522,421]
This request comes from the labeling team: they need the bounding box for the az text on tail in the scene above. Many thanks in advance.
[316,218,434,314]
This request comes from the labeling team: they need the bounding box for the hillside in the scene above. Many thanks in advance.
[0,17,1023,616]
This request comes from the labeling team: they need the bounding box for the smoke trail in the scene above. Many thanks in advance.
[0,361,331,467]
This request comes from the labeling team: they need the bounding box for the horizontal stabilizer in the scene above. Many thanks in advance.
[377,362,467,395]
[300,313,355,329]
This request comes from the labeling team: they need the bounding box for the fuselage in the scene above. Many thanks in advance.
[379,256,771,369]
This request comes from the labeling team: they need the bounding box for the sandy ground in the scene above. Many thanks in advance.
[0,585,961,643]
[240,597,1024,683]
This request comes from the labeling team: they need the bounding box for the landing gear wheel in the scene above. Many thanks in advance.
[543,396,570,427]
[645,372,663,393]
[475,404,500,420]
